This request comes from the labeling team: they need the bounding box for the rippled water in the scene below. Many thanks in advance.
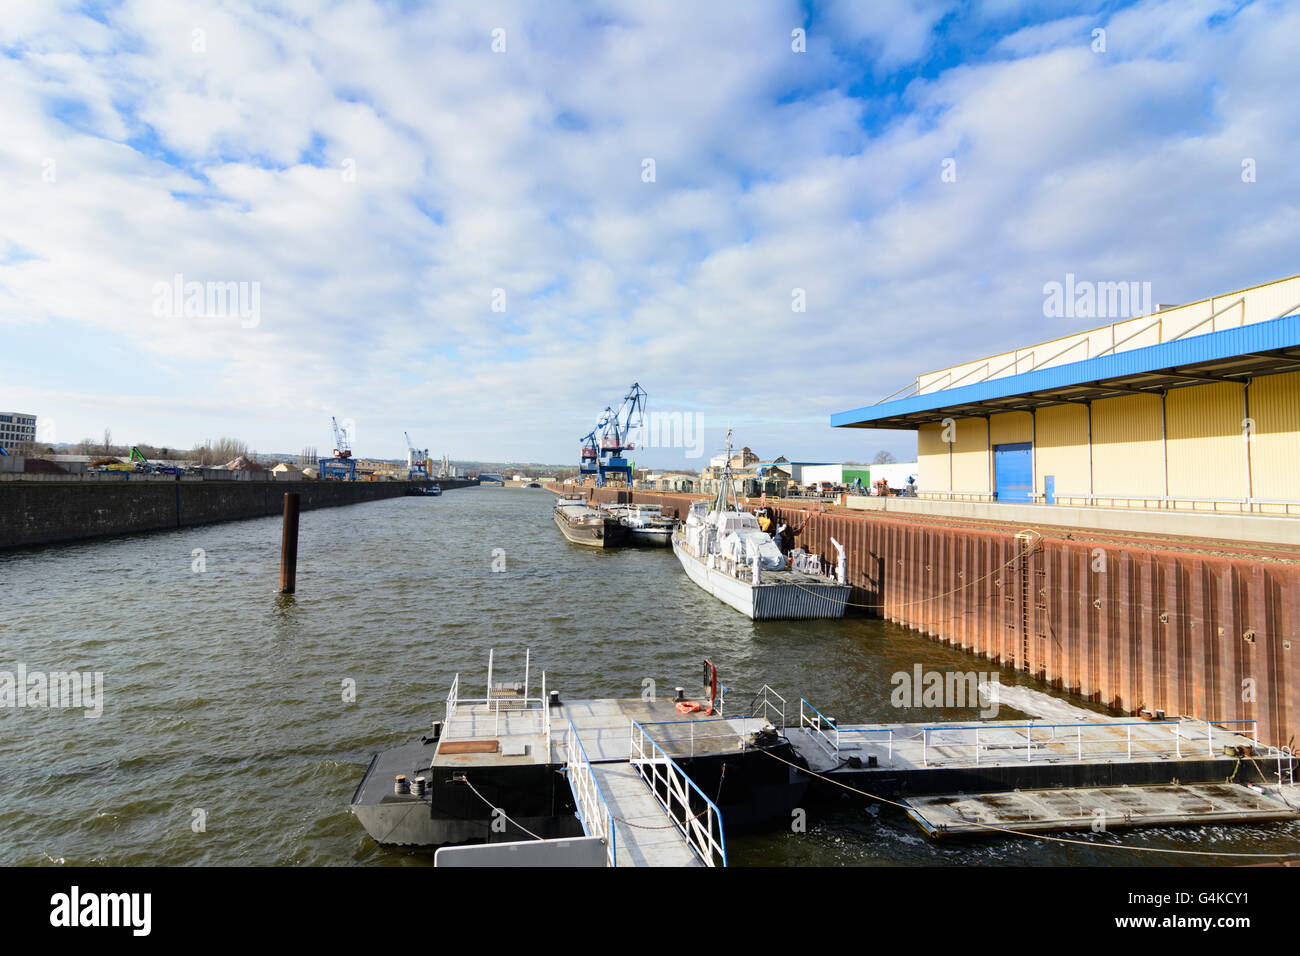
[2,486,1294,866]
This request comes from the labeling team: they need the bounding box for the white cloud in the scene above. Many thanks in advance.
[2,0,1298,467]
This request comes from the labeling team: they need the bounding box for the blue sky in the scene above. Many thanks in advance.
[2,0,1298,467]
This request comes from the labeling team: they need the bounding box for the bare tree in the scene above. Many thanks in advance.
[102,428,113,455]
[872,450,896,464]
[193,437,251,466]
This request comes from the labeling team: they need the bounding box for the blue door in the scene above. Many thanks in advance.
[994,442,1033,502]
[1044,475,1055,505]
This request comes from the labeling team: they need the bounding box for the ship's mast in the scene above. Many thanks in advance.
[713,428,736,515]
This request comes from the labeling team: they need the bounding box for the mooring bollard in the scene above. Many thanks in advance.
[279,492,300,593]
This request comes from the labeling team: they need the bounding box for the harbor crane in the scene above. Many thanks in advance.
[405,431,430,481]
[578,383,647,487]
[331,417,353,459]
[320,416,357,481]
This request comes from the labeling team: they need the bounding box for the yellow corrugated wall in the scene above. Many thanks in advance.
[1034,404,1090,496]
[952,417,990,493]
[989,411,1032,445]
[1248,370,1300,500]
[918,421,950,492]
[1091,394,1165,496]
[1166,382,1247,499]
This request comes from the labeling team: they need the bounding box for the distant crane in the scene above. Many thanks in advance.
[331,417,353,459]
[579,383,647,487]
[405,431,429,481]
[578,428,600,485]
[320,417,357,481]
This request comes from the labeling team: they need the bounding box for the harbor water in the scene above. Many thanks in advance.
[2,486,1294,866]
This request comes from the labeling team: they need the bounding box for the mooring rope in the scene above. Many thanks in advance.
[460,774,545,841]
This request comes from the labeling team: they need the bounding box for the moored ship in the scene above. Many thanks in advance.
[602,503,676,546]
[671,432,851,620]
[553,496,627,547]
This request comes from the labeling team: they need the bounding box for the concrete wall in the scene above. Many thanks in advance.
[0,478,478,550]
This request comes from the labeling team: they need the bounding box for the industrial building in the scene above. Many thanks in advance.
[832,274,1300,515]
[0,412,37,452]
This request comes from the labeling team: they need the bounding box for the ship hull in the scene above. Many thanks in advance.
[626,526,673,547]
[553,507,626,547]
[672,534,850,620]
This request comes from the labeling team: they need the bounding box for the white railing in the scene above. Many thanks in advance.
[442,668,550,745]
[909,719,1254,767]
[838,727,896,766]
[565,720,615,866]
[1047,494,1300,515]
[635,718,748,759]
[629,720,727,867]
[799,698,839,757]
[754,685,786,729]
[798,705,1263,769]
[444,673,460,723]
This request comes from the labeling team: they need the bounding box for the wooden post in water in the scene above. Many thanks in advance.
[279,492,300,593]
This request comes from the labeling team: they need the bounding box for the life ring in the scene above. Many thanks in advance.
[675,701,702,714]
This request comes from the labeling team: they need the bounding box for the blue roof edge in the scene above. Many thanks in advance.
[831,312,1300,428]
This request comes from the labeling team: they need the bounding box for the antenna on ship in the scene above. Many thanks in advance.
[714,427,736,515]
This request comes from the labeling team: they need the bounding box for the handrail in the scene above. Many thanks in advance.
[1167,296,1244,340]
[874,380,920,405]
[755,685,786,729]
[565,720,616,866]
[800,712,1259,766]
[445,673,460,722]
[628,720,727,867]
[635,717,748,758]
[799,698,839,757]
[1093,312,1164,357]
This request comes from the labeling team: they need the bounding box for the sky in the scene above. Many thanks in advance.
[2,0,1298,468]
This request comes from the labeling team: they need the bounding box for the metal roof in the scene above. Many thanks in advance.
[832,313,1300,430]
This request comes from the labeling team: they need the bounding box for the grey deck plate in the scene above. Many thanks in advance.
[555,699,764,763]
[591,763,701,867]
[903,782,1298,836]
[787,718,1259,774]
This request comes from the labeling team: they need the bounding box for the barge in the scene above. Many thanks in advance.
[553,497,627,547]
[350,653,1298,865]
[350,653,807,865]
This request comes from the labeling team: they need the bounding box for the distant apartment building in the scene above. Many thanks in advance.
[0,412,37,451]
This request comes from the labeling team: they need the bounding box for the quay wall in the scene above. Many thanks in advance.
[578,486,1299,749]
[0,478,478,550]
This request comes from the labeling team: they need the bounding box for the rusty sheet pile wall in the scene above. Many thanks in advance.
[579,486,1298,749]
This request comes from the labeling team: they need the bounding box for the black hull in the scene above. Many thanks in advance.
[351,739,808,851]
[553,509,627,547]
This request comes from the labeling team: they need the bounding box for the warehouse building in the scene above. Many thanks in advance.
[0,412,37,452]
[832,274,1300,514]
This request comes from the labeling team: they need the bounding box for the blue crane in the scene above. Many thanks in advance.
[578,383,647,487]
[320,416,357,481]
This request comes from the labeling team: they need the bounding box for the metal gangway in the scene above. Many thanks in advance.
[563,719,727,867]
